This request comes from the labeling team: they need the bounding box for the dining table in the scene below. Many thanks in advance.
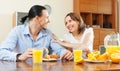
[0,60,120,71]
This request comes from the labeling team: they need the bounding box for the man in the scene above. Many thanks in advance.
[0,5,73,61]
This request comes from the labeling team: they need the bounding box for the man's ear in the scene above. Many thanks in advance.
[34,16,42,22]
[35,16,40,20]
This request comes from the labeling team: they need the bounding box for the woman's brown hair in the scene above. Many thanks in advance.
[65,12,86,34]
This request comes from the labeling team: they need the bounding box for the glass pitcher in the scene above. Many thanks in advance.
[104,33,120,47]
[104,33,120,57]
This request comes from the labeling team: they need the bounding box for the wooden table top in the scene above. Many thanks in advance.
[0,60,120,71]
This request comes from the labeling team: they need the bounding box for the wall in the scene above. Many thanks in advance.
[0,0,73,43]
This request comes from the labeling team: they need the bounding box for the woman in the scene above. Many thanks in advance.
[53,12,94,58]
[0,5,73,61]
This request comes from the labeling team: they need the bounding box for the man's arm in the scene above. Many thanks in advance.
[0,28,18,61]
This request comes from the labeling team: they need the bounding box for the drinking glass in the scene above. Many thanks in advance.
[32,48,43,64]
[73,48,82,62]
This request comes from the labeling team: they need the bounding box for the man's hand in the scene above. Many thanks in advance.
[18,48,33,61]
[61,50,73,61]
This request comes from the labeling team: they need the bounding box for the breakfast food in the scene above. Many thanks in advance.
[110,52,120,63]
[44,55,51,59]
[88,51,100,61]
[44,53,59,59]
[50,53,59,59]
[75,57,84,64]
[87,51,108,61]
[97,53,108,61]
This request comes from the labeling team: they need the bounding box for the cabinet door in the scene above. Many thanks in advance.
[93,28,100,50]
[79,0,97,12]
[74,0,80,14]
[98,0,112,14]
[99,29,115,45]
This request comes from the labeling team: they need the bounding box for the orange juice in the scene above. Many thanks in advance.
[106,46,118,55]
[33,49,43,63]
[117,46,120,50]
[73,50,82,62]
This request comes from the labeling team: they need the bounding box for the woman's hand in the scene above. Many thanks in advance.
[82,47,90,56]
[52,33,58,40]
[61,50,73,61]
[18,48,33,61]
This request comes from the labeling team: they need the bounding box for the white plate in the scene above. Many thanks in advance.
[42,58,60,62]
[85,59,108,63]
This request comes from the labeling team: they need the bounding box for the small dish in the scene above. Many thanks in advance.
[42,58,60,62]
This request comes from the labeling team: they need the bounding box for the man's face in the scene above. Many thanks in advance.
[38,10,50,29]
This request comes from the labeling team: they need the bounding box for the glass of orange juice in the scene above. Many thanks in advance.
[73,48,82,62]
[32,48,43,64]
[106,46,118,54]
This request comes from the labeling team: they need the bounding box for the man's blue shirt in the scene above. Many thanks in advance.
[0,23,66,61]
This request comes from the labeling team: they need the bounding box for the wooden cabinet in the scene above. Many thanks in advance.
[98,0,112,14]
[93,28,115,50]
[74,0,118,50]
[74,0,113,13]
[80,13,92,26]
[79,0,97,12]
[93,28,100,50]
[99,29,115,45]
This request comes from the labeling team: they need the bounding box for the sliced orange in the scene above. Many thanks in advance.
[91,51,100,58]
[87,51,100,61]
[88,54,97,61]
[110,53,120,63]
[75,58,84,64]
[97,52,108,61]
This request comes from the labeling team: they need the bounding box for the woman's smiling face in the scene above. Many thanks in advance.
[65,16,79,33]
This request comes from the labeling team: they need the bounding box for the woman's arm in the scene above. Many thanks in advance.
[52,31,94,53]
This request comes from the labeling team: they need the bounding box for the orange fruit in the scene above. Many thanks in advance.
[97,52,108,61]
[110,53,120,63]
[87,51,100,61]
[75,58,84,64]
[88,54,97,61]
[91,51,100,58]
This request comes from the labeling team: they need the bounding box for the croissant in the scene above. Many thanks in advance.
[50,53,59,59]
[44,53,59,59]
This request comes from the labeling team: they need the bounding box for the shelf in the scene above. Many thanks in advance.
[80,13,92,26]
[103,14,112,29]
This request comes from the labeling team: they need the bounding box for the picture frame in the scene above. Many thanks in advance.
[13,12,28,27]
